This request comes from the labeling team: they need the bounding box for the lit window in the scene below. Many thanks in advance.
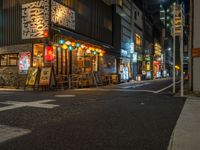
[0,54,18,66]
[135,34,142,46]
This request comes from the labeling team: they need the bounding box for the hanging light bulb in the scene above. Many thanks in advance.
[68,45,73,51]
[62,44,68,50]
[86,49,91,54]
[76,43,81,47]
[66,41,71,45]
[59,39,65,45]
[71,42,76,47]
[81,44,85,49]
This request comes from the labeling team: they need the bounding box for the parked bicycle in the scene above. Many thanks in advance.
[0,71,20,89]
[0,75,5,87]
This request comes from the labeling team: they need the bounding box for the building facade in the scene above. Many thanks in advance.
[0,0,121,86]
[192,0,200,92]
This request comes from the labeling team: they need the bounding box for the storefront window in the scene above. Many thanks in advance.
[33,44,44,68]
[0,54,18,66]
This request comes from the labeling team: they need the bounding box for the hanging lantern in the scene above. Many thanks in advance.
[66,41,71,45]
[62,44,68,50]
[59,39,65,45]
[99,53,104,57]
[68,45,73,51]
[81,44,85,49]
[86,49,91,54]
[76,43,81,48]
[45,46,54,62]
[71,42,76,47]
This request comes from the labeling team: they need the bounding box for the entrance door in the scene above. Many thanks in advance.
[54,47,68,76]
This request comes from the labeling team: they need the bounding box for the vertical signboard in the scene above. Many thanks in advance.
[174,5,182,36]
[22,0,49,39]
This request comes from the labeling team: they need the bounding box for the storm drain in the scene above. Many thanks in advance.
[0,124,31,143]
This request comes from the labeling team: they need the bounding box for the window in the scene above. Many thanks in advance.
[134,11,137,20]
[117,0,123,7]
[0,54,18,66]
[104,18,112,31]
[135,34,142,46]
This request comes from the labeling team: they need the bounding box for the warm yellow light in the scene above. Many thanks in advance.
[99,53,103,57]
[81,44,85,48]
[62,44,68,50]
[175,65,180,70]
[71,42,76,47]
[66,41,71,45]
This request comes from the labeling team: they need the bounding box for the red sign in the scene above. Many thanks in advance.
[192,48,200,57]
[45,46,54,62]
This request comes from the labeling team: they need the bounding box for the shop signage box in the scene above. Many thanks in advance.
[22,0,49,39]
[22,0,75,39]
[192,48,200,57]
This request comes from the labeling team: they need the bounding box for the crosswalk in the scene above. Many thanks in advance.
[0,125,31,144]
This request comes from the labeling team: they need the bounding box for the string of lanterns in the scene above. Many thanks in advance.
[56,39,105,57]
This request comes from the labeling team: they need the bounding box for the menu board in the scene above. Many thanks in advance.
[39,67,52,86]
[93,71,103,86]
[26,67,39,86]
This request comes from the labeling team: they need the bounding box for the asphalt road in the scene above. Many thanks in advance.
[0,78,186,150]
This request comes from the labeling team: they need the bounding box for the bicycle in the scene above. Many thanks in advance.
[0,75,5,87]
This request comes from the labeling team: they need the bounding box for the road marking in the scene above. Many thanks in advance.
[54,95,76,98]
[154,81,181,93]
[0,100,59,112]
[75,88,155,93]
[121,83,150,89]
[0,124,31,143]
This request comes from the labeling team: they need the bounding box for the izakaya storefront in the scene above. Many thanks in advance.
[32,37,117,77]
[153,43,162,78]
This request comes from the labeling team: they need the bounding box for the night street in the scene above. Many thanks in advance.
[0,79,186,150]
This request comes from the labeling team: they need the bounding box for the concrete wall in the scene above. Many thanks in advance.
[193,0,200,92]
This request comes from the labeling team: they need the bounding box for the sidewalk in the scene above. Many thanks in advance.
[168,95,200,150]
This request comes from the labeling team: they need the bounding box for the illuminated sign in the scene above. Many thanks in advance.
[22,0,49,39]
[19,52,31,74]
[132,52,137,63]
[51,0,75,30]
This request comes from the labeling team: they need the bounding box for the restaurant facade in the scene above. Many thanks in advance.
[0,0,121,87]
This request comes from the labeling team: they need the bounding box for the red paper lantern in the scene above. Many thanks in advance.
[45,46,54,62]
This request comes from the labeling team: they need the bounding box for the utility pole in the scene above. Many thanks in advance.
[180,4,184,97]
[173,3,176,93]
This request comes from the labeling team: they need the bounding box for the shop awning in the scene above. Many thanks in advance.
[51,25,121,57]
